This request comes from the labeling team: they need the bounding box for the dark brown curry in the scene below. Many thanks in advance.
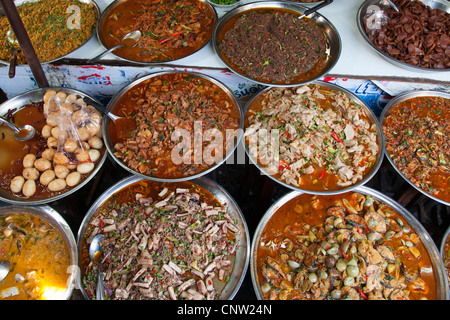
[218,8,329,84]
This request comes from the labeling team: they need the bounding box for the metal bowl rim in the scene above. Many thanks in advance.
[0,0,100,66]
[0,86,107,205]
[76,174,250,300]
[242,80,385,195]
[0,204,78,300]
[440,225,450,260]
[95,0,217,65]
[211,0,342,87]
[380,90,450,207]
[356,0,450,73]
[250,185,450,300]
[102,70,244,183]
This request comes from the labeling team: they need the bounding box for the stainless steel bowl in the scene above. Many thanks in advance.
[440,225,450,286]
[76,174,250,300]
[357,0,450,73]
[0,204,78,300]
[380,90,450,206]
[212,0,341,87]
[96,0,217,65]
[243,80,384,195]
[103,70,243,182]
[0,87,107,205]
[281,0,323,5]
[250,186,450,300]
[0,0,99,65]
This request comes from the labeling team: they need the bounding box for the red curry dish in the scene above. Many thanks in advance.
[255,191,438,300]
[244,83,381,192]
[382,95,450,204]
[110,72,241,180]
[99,0,216,63]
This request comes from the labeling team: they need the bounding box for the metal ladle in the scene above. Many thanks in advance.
[82,97,123,123]
[385,0,400,12]
[89,234,105,300]
[88,30,142,63]
[0,116,35,141]
[6,29,19,78]
[298,0,333,19]
[0,261,11,282]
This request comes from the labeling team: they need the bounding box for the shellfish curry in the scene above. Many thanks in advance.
[256,192,437,300]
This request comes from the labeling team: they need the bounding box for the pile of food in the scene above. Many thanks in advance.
[245,84,380,192]
[0,212,71,300]
[255,192,437,300]
[0,0,97,63]
[6,89,104,199]
[100,0,215,63]
[111,72,241,179]
[80,180,240,300]
[363,0,450,69]
[218,8,329,84]
[383,95,449,204]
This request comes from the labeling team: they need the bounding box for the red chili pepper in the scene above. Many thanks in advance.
[319,170,326,179]
[159,30,185,44]
[99,218,104,229]
[331,131,343,143]
[158,37,171,44]
[339,248,351,260]
[357,288,368,300]
[279,160,291,171]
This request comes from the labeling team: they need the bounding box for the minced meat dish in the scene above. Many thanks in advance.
[218,8,329,84]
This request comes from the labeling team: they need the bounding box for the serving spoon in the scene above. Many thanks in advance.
[88,30,142,63]
[0,116,35,141]
[89,234,105,300]
[82,97,123,123]
[385,0,400,12]
[0,261,11,282]
[298,0,333,19]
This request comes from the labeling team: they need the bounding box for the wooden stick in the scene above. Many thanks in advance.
[0,0,49,87]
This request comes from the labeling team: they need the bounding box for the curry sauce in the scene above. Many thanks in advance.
[0,213,71,300]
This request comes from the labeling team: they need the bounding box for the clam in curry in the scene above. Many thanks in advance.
[256,192,437,300]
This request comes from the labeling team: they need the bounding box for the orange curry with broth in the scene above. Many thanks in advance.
[99,0,216,63]
[0,213,71,300]
[383,95,450,204]
[110,72,241,179]
[256,192,436,300]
